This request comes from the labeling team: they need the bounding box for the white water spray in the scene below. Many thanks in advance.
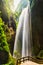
[13,1,32,58]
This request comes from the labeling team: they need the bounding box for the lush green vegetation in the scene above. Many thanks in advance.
[0,18,9,52]
[0,18,9,64]
[0,17,16,65]
[0,0,17,64]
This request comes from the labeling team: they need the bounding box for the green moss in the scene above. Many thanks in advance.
[0,18,10,64]
[2,54,16,65]
[37,50,43,59]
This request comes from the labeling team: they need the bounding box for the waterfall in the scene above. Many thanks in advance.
[13,1,32,58]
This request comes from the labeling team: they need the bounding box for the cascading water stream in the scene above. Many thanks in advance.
[13,1,32,58]
[22,5,32,57]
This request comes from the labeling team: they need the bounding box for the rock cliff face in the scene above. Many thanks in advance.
[31,0,43,58]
